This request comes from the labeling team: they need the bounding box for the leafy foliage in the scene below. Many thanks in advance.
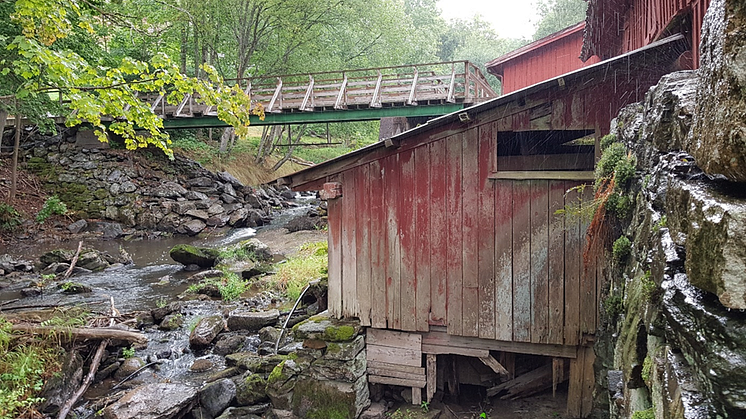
[612,236,632,262]
[36,195,67,223]
[534,0,588,40]
[0,203,21,231]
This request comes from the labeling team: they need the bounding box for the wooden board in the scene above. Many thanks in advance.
[567,346,595,418]
[414,145,432,332]
[478,122,496,340]
[356,164,372,326]
[530,180,549,344]
[367,345,422,368]
[446,134,463,336]
[494,179,513,341]
[579,185,596,335]
[327,182,343,317]
[512,181,532,342]
[421,330,577,359]
[548,181,566,345]
[383,154,401,330]
[399,149,417,332]
[367,361,425,376]
[368,375,426,388]
[367,367,426,381]
[564,182,581,345]
[367,328,421,350]
[426,354,437,402]
[369,160,387,329]
[421,343,489,358]
[462,128,480,337]
[341,170,358,318]
[429,141,448,326]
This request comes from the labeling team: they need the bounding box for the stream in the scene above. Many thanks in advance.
[0,193,323,390]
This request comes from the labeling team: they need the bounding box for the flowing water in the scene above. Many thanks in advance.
[0,194,321,390]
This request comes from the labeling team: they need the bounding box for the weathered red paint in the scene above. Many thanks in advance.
[583,0,711,67]
[487,23,602,94]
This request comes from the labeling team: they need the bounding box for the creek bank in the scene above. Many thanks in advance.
[593,17,746,417]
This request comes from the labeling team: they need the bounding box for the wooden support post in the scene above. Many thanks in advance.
[412,387,422,406]
[567,346,595,418]
[498,351,516,380]
[426,354,436,402]
[552,358,565,398]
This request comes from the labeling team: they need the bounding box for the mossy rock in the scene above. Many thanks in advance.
[292,378,364,419]
[292,315,361,342]
[235,372,268,406]
[169,244,220,268]
[225,353,288,373]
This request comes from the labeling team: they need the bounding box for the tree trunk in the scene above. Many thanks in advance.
[10,113,20,201]
[0,109,7,153]
[272,124,306,172]
[180,23,188,75]
[219,128,234,153]
[11,325,147,344]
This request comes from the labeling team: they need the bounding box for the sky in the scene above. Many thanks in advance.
[437,0,540,39]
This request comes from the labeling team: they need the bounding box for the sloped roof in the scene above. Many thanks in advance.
[279,34,687,190]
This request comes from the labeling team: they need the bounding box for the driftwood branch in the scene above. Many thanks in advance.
[62,241,84,280]
[57,297,119,419]
[11,325,147,344]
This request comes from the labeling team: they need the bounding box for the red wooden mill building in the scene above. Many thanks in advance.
[279,34,688,417]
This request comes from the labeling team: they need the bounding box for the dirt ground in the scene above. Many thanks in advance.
[384,387,568,419]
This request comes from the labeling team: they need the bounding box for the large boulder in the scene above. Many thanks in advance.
[189,315,225,350]
[169,244,220,268]
[103,383,197,419]
[690,0,746,182]
[235,372,269,406]
[227,309,279,331]
[291,376,370,419]
[199,378,236,417]
[667,179,746,309]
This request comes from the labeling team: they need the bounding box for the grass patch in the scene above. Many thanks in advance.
[0,317,64,419]
[187,272,247,301]
[270,241,328,300]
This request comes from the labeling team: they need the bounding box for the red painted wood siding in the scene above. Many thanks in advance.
[326,128,598,346]
[501,31,601,94]
[589,0,711,67]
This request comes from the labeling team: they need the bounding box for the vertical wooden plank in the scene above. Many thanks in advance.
[581,346,596,418]
[370,160,387,329]
[567,347,584,418]
[512,181,531,342]
[564,182,581,346]
[400,149,417,332]
[462,128,480,337]
[548,181,566,345]
[429,141,448,327]
[580,185,596,336]
[530,180,549,344]
[341,170,358,318]
[494,179,513,342]
[446,134,463,336]
[327,181,343,318]
[426,354,437,402]
[414,146,431,332]
[412,387,422,406]
[357,164,372,326]
[478,123,496,340]
[384,155,401,330]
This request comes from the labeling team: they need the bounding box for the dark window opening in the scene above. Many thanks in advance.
[497,130,595,172]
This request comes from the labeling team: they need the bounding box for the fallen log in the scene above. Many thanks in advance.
[486,363,561,400]
[11,325,147,344]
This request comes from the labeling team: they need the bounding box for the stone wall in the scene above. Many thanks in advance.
[23,129,292,238]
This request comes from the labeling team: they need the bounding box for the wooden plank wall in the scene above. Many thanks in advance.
[328,124,598,346]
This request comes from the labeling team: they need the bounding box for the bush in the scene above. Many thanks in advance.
[612,236,632,262]
[36,196,67,223]
[0,204,21,231]
[631,407,655,419]
[271,241,328,300]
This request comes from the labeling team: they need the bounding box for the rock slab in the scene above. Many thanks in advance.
[103,383,197,419]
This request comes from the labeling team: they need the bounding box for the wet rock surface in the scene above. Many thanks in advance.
[690,0,746,182]
[103,383,197,419]
[598,61,746,417]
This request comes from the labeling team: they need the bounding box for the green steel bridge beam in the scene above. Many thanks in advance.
[160,103,465,129]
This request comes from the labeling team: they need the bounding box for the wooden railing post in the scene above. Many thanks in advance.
[334,72,348,110]
[370,70,383,108]
[407,66,419,106]
[301,75,315,111]
[446,63,456,103]
[268,77,283,113]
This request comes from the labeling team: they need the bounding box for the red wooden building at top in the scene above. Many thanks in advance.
[488,0,710,94]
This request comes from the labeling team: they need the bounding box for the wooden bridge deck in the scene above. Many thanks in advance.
[153,61,496,128]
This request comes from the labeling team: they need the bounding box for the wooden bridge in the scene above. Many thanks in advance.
[153,61,496,128]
